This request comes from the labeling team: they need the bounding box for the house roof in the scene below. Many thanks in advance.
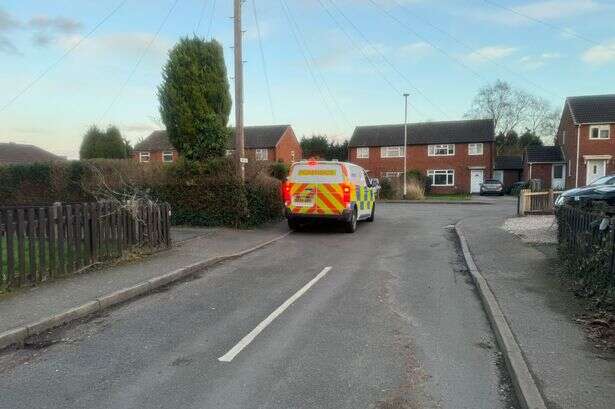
[525,146,565,163]
[227,125,291,149]
[494,155,523,170]
[567,94,615,124]
[137,125,291,151]
[0,143,65,165]
[349,119,495,147]
[134,130,175,151]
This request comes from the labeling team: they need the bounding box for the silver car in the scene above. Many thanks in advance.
[480,179,504,196]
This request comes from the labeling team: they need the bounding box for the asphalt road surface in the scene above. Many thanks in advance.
[0,201,519,409]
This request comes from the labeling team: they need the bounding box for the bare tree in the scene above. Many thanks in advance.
[465,80,559,144]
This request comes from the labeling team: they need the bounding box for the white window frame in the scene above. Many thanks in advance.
[255,148,269,161]
[468,143,483,156]
[427,169,454,186]
[380,146,405,158]
[162,151,174,163]
[139,151,150,163]
[589,125,610,140]
[383,172,402,178]
[428,144,455,156]
[225,149,234,157]
[357,147,369,159]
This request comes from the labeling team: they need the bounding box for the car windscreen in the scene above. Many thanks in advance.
[288,164,344,184]
[484,180,501,184]
[589,175,615,186]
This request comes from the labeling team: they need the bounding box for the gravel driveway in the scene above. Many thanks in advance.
[502,215,558,244]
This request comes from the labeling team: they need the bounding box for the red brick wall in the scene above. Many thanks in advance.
[525,163,553,190]
[350,142,494,193]
[555,104,615,187]
[274,127,302,162]
[501,170,522,189]
[132,149,179,163]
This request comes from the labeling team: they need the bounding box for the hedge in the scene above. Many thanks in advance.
[0,158,283,228]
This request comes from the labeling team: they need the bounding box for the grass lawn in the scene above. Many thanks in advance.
[425,193,472,201]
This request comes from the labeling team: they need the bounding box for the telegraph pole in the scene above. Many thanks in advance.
[234,0,245,180]
[403,93,409,198]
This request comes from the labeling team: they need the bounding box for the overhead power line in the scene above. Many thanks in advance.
[365,0,487,83]
[252,0,276,123]
[195,0,209,33]
[279,0,349,131]
[326,0,450,119]
[0,0,129,114]
[207,0,217,39]
[390,0,560,99]
[99,0,179,123]
[482,0,601,46]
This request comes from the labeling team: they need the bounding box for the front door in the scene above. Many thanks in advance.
[552,164,565,190]
[470,170,484,193]
[586,160,606,185]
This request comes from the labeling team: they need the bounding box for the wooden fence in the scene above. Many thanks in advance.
[0,201,171,290]
[517,189,563,215]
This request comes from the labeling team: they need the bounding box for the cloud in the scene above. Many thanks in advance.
[466,46,517,63]
[519,52,562,69]
[582,40,615,65]
[28,16,82,33]
[0,7,20,55]
[476,0,608,25]
[58,33,173,60]
[398,41,432,58]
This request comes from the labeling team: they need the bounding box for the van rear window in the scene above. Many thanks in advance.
[289,164,344,184]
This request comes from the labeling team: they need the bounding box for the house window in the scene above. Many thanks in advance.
[553,164,563,179]
[427,169,454,186]
[468,143,483,155]
[428,144,455,156]
[255,149,268,161]
[162,151,174,163]
[291,150,296,162]
[357,147,369,159]
[383,172,402,178]
[381,146,405,158]
[225,150,234,157]
[139,152,150,163]
[589,125,610,139]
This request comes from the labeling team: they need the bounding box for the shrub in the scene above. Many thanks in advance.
[379,177,396,199]
[269,161,289,181]
[244,174,284,226]
[79,125,130,159]
[405,178,425,200]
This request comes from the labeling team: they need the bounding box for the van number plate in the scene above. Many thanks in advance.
[292,188,315,207]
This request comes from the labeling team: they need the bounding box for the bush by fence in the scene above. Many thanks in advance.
[0,158,283,228]
[0,201,171,291]
[556,205,615,296]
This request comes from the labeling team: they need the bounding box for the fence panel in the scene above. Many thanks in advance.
[0,201,171,291]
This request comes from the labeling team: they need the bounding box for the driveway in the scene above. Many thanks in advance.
[0,200,519,409]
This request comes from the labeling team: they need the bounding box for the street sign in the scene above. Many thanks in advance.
[240,157,248,164]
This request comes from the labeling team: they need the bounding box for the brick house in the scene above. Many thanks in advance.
[493,155,523,190]
[0,142,66,164]
[522,146,566,190]
[349,119,495,194]
[227,125,302,163]
[555,94,615,188]
[133,125,301,164]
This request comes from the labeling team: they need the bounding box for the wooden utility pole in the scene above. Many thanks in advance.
[234,0,245,180]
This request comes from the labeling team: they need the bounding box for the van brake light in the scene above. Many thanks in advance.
[342,184,351,205]
[282,182,292,204]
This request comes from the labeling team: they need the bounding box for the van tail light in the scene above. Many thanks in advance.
[342,184,351,206]
[282,182,292,204]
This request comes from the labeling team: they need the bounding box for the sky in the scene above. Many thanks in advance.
[0,0,614,159]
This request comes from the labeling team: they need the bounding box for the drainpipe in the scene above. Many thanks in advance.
[529,163,532,180]
[575,125,581,187]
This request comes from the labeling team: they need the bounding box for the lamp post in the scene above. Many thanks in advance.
[403,93,409,198]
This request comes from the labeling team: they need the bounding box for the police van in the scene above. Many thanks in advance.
[282,160,376,233]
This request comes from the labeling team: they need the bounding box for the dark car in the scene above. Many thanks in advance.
[480,179,504,196]
[555,175,615,207]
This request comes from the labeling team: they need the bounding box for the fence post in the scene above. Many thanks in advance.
[518,189,527,216]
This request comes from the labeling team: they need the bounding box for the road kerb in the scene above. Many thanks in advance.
[455,223,547,409]
[0,231,291,352]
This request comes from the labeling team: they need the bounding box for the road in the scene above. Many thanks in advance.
[0,200,519,409]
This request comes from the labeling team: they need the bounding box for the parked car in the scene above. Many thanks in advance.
[480,179,504,196]
[555,175,615,208]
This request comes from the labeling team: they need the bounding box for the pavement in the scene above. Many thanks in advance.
[0,198,611,409]
[0,223,287,335]
[459,204,615,409]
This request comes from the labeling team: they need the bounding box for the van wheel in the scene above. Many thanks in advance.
[367,204,375,222]
[288,219,300,231]
[345,208,357,233]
